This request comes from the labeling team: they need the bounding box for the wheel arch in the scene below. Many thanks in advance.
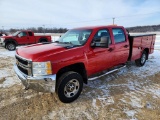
[5,39,18,47]
[143,48,149,60]
[38,37,48,42]
[56,62,88,86]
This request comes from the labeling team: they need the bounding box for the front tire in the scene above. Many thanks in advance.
[57,71,83,103]
[6,43,16,51]
[135,51,147,67]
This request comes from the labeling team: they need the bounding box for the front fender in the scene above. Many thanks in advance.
[4,39,18,46]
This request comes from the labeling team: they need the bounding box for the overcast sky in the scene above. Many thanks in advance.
[0,0,160,29]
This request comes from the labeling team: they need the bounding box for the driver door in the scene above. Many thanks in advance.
[16,32,29,44]
[86,29,115,75]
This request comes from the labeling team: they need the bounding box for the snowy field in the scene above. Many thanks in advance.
[0,35,160,119]
[35,33,62,42]
[155,35,160,49]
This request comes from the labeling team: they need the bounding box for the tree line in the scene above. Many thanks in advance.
[1,24,160,34]
[126,24,160,32]
[8,27,68,33]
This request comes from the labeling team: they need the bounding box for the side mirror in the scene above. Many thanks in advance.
[100,36,109,48]
[91,36,109,48]
[18,34,21,38]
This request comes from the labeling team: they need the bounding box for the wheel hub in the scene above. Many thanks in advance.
[64,79,79,98]
[66,83,75,92]
[8,44,15,50]
[141,53,146,64]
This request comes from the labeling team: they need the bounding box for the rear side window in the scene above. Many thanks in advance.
[112,28,125,43]
[28,32,33,36]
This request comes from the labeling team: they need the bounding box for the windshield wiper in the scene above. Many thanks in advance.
[53,41,78,47]
[63,42,73,44]
[53,41,72,44]
[55,41,73,45]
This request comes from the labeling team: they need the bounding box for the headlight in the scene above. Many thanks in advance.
[32,61,52,76]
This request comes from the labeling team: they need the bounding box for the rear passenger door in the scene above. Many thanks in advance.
[28,32,35,44]
[112,28,129,65]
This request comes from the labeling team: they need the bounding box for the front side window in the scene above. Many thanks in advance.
[18,32,27,37]
[112,28,125,43]
[57,29,92,46]
[93,29,111,44]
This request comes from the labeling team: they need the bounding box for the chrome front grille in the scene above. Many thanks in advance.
[15,54,32,76]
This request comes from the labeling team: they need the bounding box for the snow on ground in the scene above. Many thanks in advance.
[0,50,15,57]
[125,110,137,120]
[0,47,20,88]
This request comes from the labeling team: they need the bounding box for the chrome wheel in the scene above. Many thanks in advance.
[141,53,146,64]
[135,51,147,67]
[7,43,15,51]
[64,79,80,98]
[57,71,83,103]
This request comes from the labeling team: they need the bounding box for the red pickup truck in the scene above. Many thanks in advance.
[14,25,156,103]
[0,30,52,50]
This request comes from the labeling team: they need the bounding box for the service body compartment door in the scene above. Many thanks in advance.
[131,36,142,61]
[130,34,156,61]
[141,35,155,54]
[150,35,156,54]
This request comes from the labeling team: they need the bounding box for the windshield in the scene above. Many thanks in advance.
[57,29,92,46]
[12,31,20,36]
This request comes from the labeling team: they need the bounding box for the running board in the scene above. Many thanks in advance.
[88,65,126,81]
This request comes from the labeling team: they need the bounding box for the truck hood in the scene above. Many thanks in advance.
[1,35,13,39]
[16,43,66,61]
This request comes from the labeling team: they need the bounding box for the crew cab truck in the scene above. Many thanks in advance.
[14,25,156,103]
[0,30,52,51]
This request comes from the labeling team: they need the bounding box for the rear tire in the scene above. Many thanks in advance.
[135,51,147,67]
[6,42,16,51]
[56,71,83,103]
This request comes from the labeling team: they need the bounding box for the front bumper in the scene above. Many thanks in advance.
[14,64,56,93]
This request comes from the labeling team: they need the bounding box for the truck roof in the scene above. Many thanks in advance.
[73,25,124,30]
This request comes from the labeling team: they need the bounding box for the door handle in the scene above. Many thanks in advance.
[124,45,128,48]
[108,48,114,52]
